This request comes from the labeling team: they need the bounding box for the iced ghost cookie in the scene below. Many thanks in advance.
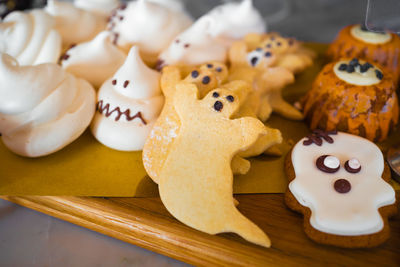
[0,53,96,157]
[158,82,271,247]
[90,46,164,151]
[285,130,397,248]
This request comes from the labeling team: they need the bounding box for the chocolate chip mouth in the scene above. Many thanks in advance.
[334,179,351,193]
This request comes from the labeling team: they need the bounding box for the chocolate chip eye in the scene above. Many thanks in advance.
[277,42,281,46]
[264,52,272,57]
[270,37,275,41]
[344,158,361,173]
[250,57,258,66]
[184,43,190,48]
[215,67,222,72]
[266,44,271,48]
[212,92,219,98]
[123,80,129,88]
[207,63,213,68]
[202,76,210,84]
[226,95,234,102]
[112,79,117,85]
[191,70,199,78]
[175,39,180,44]
[316,155,340,173]
[214,101,223,111]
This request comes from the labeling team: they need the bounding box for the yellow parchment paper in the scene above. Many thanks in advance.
[0,44,398,196]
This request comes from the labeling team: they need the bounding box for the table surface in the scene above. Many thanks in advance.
[1,0,397,266]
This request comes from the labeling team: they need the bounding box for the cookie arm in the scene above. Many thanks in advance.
[173,82,199,120]
[231,117,268,152]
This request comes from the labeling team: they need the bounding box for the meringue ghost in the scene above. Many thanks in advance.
[74,0,120,16]
[107,0,192,64]
[157,0,265,68]
[0,53,96,157]
[0,9,61,65]
[91,46,164,151]
[45,0,107,47]
[61,31,127,88]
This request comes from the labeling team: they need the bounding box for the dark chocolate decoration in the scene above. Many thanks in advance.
[184,43,190,48]
[216,67,222,72]
[212,92,219,98]
[346,64,355,73]
[202,76,211,84]
[250,57,258,66]
[214,101,223,111]
[119,16,124,21]
[349,58,359,66]
[191,70,199,78]
[112,79,117,85]
[334,179,351,193]
[316,155,340,173]
[112,32,119,45]
[155,59,165,71]
[123,80,129,88]
[207,63,213,68]
[119,3,127,10]
[360,62,373,73]
[277,42,281,46]
[266,44,271,48]
[375,69,383,80]
[226,95,234,102]
[344,160,361,173]
[270,37,275,41]
[338,64,347,71]
[264,51,272,57]
[97,100,147,124]
[288,39,294,46]
[256,48,263,52]
[175,39,180,44]
[303,129,337,146]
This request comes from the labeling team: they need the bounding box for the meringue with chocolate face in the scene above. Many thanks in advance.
[157,0,265,68]
[45,0,107,47]
[0,53,96,157]
[107,0,192,64]
[61,31,127,88]
[91,46,164,151]
[74,0,120,16]
[0,9,61,65]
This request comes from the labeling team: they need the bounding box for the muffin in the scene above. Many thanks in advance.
[326,24,400,85]
[301,58,399,142]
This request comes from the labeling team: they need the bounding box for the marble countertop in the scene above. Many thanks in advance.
[1,0,374,266]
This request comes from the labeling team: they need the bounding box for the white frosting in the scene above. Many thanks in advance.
[91,46,164,151]
[148,0,188,12]
[61,31,127,88]
[74,0,120,16]
[0,53,96,157]
[324,156,340,169]
[350,25,391,44]
[107,0,192,59]
[334,60,382,86]
[348,158,360,169]
[158,0,265,67]
[45,0,107,46]
[0,9,61,65]
[289,132,396,236]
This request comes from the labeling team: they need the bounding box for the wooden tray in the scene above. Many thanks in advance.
[2,194,399,266]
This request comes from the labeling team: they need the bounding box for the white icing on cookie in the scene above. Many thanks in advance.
[0,53,96,157]
[90,46,164,151]
[0,9,61,65]
[350,25,391,44]
[107,0,192,62]
[45,0,106,47]
[333,59,382,86]
[61,31,127,88]
[289,132,395,236]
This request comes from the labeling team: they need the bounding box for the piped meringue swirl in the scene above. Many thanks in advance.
[0,53,96,157]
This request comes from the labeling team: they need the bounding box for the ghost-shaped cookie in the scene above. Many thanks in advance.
[90,46,164,151]
[286,130,397,248]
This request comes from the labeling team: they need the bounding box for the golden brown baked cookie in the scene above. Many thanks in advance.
[326,24,400,85]
[285,130,397,248]
[301,58,399,142]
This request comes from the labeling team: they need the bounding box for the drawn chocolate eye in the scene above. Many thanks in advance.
[247,50,262,67]
[316,155,340,173]
[344,158,361,173]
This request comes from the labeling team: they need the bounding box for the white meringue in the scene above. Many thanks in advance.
[0,9,61,66]
[74,0,120,16]
[107,0,192,63]
[61,31,127,88]
[0,53,96,157]
[157,0,266,67]
[45,0,107,47]
[91,46,164,151]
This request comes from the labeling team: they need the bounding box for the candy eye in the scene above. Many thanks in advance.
[344,158,361,173]
[316,155,340,173]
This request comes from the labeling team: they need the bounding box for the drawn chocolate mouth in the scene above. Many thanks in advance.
[97,100,147,125]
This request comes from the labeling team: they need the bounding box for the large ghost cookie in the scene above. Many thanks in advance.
[285,130,397,248]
